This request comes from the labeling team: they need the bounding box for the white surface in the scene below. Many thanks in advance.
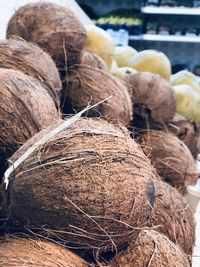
[129,34,200,43]
[142,6,200,15]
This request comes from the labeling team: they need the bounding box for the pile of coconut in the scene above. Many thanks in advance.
[0,2,198,266]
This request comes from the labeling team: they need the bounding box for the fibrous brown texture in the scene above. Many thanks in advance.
[6,2,87,68]
[151,179,195,255]
[3,118,157,255]
[138,129,198,193]
[168,114,200,159]
[125,72,176,129]
[63,66,132,126]
[0,68,60,171]
[0,237,90,266]
[80,51,109,71]
[0,36,61,106]
[109,229,190,267]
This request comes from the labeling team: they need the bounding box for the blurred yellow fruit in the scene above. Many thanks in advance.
[173,84,200,123]
[110,59,118,72]
[112,66,138,79]
[85,25,115,68]
[171,70,200,94]
[130,49,171,80]
[113,45,138,67]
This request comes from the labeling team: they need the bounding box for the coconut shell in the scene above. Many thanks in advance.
[138,129,198,193]
[168,114,200,159]
[0,68,60,168]
[109,229,190,267]
[151,179,195,255]
[62,66,132,126]
[3,117,157,254]
[0,36,61,106]
[125,72,176,129]
[0,237,90,266]
[80,51,109,71]
[6,2,86,68]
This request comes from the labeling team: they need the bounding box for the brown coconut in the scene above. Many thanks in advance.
[63,66,132,126]
[80,50,109,71]
[109,229,190,267]
[168,114,200,159]
[151,179,195,255]
[6,2,87,68]
[0,36,61,106]
[0,68,60,178]
[138,129,198,193]
[3,117,157,255]
[125,72,176,129]
[0,237,91,266]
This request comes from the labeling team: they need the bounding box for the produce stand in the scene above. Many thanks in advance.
[0,1,200,266]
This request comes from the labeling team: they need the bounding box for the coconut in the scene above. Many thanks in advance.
[0,68,60,177]
[109,229,190,267]
[3,117,157,255]
[138,129,198,193]
[0,37,61,106]
[62,66,132,126]
[125,72,176,129]
[0,237,91,266]
[6,2,87,68]
[80,50,109,71]
[151,179,195,255]
[168,114,200,159]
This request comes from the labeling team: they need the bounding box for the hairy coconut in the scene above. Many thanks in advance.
[0,37,61,105]
[168,114,200,158]
[3,118,157,254]
[0,237,90,266]
[63,66,132,126]
[138,129,198,193]
[80,50,109,71]
[109,229,190,267]
[151,179,195,255]
[125,72,176,129]
[6,2,87,68]
[0,68,60,175]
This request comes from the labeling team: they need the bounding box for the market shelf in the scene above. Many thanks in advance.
[129,34,200,43]
[141,6,200,15]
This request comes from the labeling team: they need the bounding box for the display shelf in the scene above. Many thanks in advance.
[141,6,200,15]
[129,34,200,43]
[128,35,142,41]
[141,34,200,43]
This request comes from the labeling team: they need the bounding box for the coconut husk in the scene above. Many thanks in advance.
[151,179,195,255]
[0,37,61,106]
[138,129,198,194]
[125,72,176,129]
[3,117,157,255]
[109,229,190,267]
[80,51,109,71]
[0,237,91,266]
[0,68,60,172]
[6,2,87,68]
[62,66,132,126]
[168,114,200,159]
